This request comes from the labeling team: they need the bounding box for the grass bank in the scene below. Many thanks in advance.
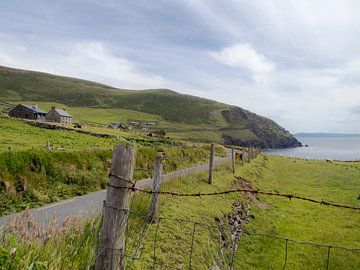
[0,144,226,217]
[0,162,240,269]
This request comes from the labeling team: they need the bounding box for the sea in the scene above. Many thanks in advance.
[264,135,360,161]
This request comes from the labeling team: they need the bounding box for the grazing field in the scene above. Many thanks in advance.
[235,156,360,269]
[8,101,225,143]
[13,101,161,125]
[0,117,120,152]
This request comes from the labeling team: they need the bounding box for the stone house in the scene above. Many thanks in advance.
[46,106,72,124]
[9,104,47,121]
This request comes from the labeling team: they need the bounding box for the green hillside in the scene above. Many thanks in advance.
[0,65,301,148]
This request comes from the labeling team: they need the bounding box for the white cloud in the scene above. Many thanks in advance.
[0,41,176,90]
[211,43,275,78]
[65,42,167,89]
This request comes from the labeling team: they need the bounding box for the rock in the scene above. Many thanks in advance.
[0,179,15,193]
[16,176,28,192]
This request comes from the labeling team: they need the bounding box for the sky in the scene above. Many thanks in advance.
[1,0,360,133]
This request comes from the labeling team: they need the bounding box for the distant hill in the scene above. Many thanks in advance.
[0,65,301,148]
[295,133,360,138]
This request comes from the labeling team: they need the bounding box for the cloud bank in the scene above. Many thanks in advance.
[1,0,360,133]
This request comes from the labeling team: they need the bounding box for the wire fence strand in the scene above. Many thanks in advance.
[107,184,360,211]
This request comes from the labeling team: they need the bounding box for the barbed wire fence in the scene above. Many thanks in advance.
[86,207,359,269]
[91,144,359,269]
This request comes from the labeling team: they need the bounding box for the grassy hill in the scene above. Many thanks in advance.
[0,65,301,148]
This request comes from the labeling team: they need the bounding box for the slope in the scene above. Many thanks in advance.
[0,65,301,148]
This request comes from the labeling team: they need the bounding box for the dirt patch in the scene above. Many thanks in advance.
[214,177,268,267]
[237,177,268,209]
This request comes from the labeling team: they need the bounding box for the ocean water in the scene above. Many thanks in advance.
[265,136,360,161]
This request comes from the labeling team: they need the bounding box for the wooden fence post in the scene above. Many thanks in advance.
[241,148,244,165]
[251,146,254,160]
[247,146,251,162]
[208,143,215,184]
[147,153,164,223]
[231,147,235,174]
[95,145,135,270]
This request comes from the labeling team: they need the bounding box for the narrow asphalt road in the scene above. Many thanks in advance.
[0,154,232,227]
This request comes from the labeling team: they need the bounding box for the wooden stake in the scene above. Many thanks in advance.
[147,153,163,223]
[208,143,215,184]
[95,145,135,270]
[231,148,235,174]
[241,147,244,165]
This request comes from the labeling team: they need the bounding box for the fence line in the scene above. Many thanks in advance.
[103,207,360,269]
[94,143,359,269]
[107,183,360,211]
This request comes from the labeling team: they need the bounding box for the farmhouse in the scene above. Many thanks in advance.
[46,106,72,124]
[9,104,47,121]
[128,121,141,127]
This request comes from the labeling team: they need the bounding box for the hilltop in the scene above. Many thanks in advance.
[0,65,301,148]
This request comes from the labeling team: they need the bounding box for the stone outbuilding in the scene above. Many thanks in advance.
[9,104,47,121]
[46,106,72,124]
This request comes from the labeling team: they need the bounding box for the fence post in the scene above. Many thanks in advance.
[241,147,244,165]
[251,146,254,160]
[147,153,164,223]
[208,143,215,184]
[247,146,251,162]
[95,145,135,270]
[231,147,235,174]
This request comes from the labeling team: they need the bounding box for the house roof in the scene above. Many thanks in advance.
[54,108,72,117]
[22,104,47,114]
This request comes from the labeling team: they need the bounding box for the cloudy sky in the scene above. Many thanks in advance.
[1,0,360,133]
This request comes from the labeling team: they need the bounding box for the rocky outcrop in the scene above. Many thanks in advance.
[222,107,302,149]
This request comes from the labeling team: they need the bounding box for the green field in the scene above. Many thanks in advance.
[1,155,359,269]
[0,116,120,152]
[7,101,225,143]
[235,156,360,269]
